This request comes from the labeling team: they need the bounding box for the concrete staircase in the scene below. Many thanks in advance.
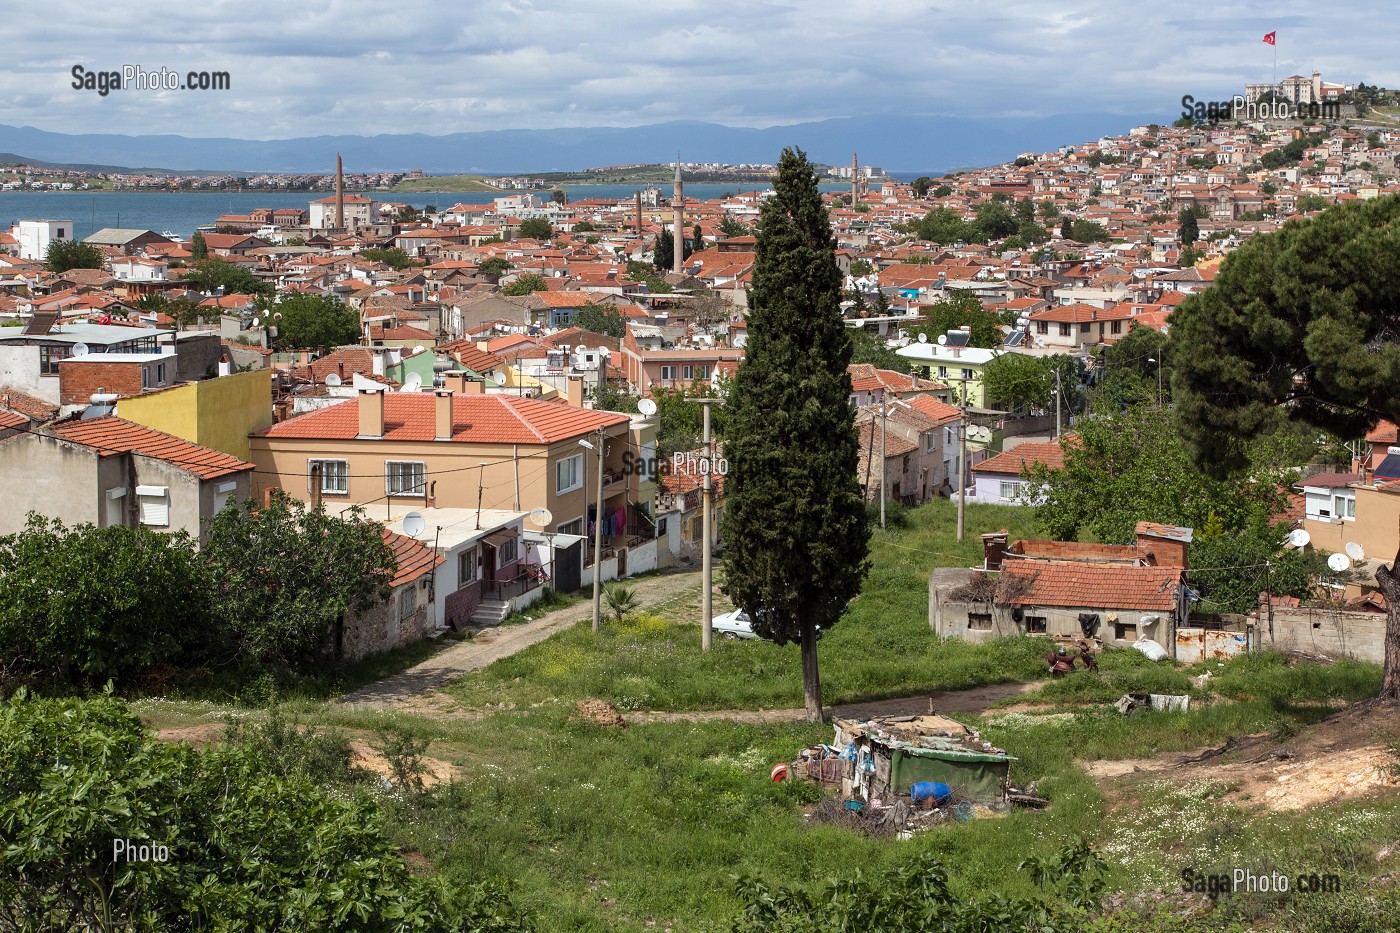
[471,598,511,627]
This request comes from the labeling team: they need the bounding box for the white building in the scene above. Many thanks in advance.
[308,195,379,231]
[12,220,73,261]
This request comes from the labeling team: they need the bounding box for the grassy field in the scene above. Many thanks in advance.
[124,499,1400,931]
[391,174,502,193]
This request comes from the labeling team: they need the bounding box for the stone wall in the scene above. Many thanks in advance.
[1256,606,1387,664]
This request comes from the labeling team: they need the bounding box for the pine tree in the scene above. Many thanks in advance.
[720,147,870,722]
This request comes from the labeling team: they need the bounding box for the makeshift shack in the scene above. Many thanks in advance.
[832,714,1014,806]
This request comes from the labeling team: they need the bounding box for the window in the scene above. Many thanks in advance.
[1334,494,1356,520]
[458,548,478,587]
[961,368,973,381]
[558,517,584,536]
[213,480,237,513]
[1036,321,1048,334]
[999,480,1023,502]
[968,613,993,630]
[400,584,417,621]
[1114,622,1138,641]
[1111,320,1122,334]
[1079,322,1090,333]
[385,460,425,496]
[659,365,677,382]
[104,487,126,527]
[556,454,583,494]
[925,433,936,451]
[136,485,169,526]
[1024,615,1047,634]
[497,536,518,566]
[1058,323,1072,337]
[693,365,708,380]
[657,516,668,536]
[38,345,68,375]
[310,459,349,495]
[682,365,693,380]
[937,365,948,378]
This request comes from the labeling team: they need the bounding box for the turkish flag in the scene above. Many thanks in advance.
[1263,31,1276,45]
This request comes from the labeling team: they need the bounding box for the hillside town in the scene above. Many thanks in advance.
[1,112,1399,655]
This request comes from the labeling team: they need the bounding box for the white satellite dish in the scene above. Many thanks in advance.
[1287,528,1311,548]
[403,372,423,392]
[917,332,928,344]
[1328,552,1351,573]
[937,334,948,345]
[413,345,426,355]
[575,344,587,354]
[527,507,553,527]
[71,342,89,357]
[324,373,342,387]
[638,398,658,416]
[402,511,426,538]
[251,318,261,328]
[1346,541,1366,561]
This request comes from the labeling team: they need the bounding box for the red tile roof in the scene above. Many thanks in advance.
[0,410,27,431]
[51,417,255,479]
[1001,560,1182,611]
[382,528,443,587]
[1367,420,1398,445]
[0,386,58,422]
[903,394,961,425]
[972,441,1066,475]
[258,393,630,444]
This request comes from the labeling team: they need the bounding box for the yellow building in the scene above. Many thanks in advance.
[115,369,273,461]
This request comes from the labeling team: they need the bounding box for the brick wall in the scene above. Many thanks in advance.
[1012,540,1139,561]
[444,580,482,629]
[58,360,144,406]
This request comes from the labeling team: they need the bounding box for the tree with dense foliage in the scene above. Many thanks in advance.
[718,214,752,238]
[1178,208,1199,246]
[0,517,213,686]
[501,272,548,296]
[847,327,910,374]
[181,257,270,296]
[477,256,510,279]
[653,229,693,271]
[0,691,520,930]
[202,495,395,669]
[972,199,1018,242]
[982,353,1077,414]
[190,230,208,260]
[912,207,970,244]
[518,217,553,240]
[648,382,724,458]
[592,383,641,415]
[932,184,952,198]
[625,259,673,294]
[361,246,415,270]
[1172,195,1400,698]
[1089,324,1169,410]
[910,176,933,197]
[720,148,869,722]
[574,301,626,338]
[911,291,1004,348]
[272,293,361,350]
[44,239,105,273]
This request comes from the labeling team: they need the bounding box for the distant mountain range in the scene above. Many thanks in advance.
[0,112,1163,176]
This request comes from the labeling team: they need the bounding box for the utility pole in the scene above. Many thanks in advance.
[1054,366,1062,438]
[590,429,605,633]
[956,377,969,541]
[697,398,722,651]
[879,397,887,530]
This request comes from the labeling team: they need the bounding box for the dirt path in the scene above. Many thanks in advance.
[339,570,705,707]
[629,681,1037,725]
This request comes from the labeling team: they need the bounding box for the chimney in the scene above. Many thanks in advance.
[372,350,385,377]
[335,153,344,230]
[357,387,385,438]
[982,530,1009,571]
[461,376,484,395]
[434,389,454,440]
[566,375,585,409]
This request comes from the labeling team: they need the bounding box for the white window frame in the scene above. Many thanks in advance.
[136,485,169,527]
[682,364,693,380]
[458,547,478,587]
[310,459,349,495]
[999,480,1023,502]
[104,487,126,527]
[556,453,583,494]
[385,460,426,497]
[213,480,238,513]
[1334,493,1356,520]
[659,365,677,381]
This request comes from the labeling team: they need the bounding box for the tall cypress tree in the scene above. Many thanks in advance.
[720,147,870,722]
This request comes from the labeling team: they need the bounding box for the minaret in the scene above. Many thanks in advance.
[335,153,344,231]
[672,158,684,272]
[851,152,859,207]
[635,190,643,238]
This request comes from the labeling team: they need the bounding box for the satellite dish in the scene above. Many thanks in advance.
[252,317,261,328]
[273,312,283,322]
[638,398,658,416]
[413,345,426,355]
[575,344,587,354]
[937,334,948,345]
[917,333,928,344]
[527,507,553,527]
[1328,552,1351,573]
[403,372,423,392]
[324,373,342,386]
[1287,528,1311,548]
[1346,541,1366,561]
[71,342,89,357]
[402,511,426,538]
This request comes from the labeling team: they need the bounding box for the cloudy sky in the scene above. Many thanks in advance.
[5,1,1394,139]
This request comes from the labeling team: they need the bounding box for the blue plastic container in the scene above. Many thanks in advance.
[911,781,952,806]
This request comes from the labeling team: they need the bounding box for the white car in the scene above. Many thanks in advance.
[710,609,823,641]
